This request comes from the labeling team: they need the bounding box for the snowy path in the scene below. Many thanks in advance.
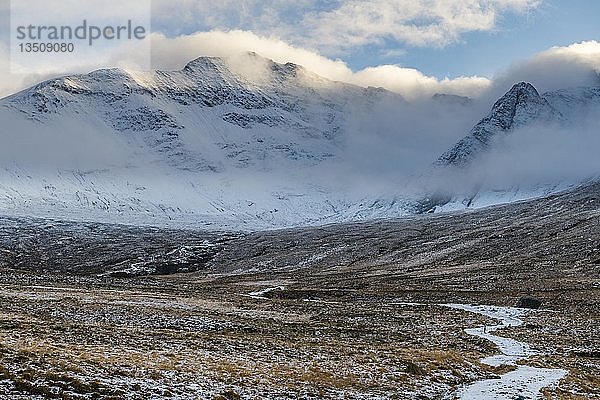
[446,304,567,400]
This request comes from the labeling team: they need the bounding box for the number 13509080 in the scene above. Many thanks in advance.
[19,43,75,53]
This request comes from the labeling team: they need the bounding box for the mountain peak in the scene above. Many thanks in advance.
[437,81,556,166]
[490,82,542,118]
[182,56,227,74]
[508,81,539,95]
[231,52,307,78]
[182,53,307,84]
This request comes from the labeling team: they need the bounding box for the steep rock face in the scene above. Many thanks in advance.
[437,82,559,166]
[425,81,600,213]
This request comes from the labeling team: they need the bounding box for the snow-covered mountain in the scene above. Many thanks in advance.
[1,53,599,230]
[437,82,557,166]
[0,53,418,229]
[438,82,600,166]
[430,81,600,212]
[4,53,372,171]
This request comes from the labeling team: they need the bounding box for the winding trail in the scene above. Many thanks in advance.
[446,304,567,400]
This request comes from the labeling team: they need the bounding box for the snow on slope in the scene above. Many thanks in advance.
[428,81,600,213]
[0,53,424,230]
[436,82,558,166]
[1,54,599,229]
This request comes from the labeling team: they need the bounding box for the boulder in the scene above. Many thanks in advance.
[517,296,542,309]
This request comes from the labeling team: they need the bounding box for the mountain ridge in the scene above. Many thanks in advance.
[436,82,561,166]
[1,54,599,230]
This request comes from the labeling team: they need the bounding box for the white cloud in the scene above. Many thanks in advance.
[351,65,491,98]
[540,40,600,69]
[145,30,491,100]
[494,40,600,94]
[302,0,540,50]
[150,0,541,53]
[2,32,599,104]
[148,31,352,80]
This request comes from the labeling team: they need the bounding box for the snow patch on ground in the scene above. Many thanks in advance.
[445,304,567,400]
[245,286,286,299]
[457,366,567,400]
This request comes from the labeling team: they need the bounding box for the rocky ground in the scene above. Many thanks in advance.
[0,183,599,399]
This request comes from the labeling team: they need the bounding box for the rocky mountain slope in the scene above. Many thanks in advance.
[429,81,600,212]
[437,82,600,167]
[436,82,558,166]
[1,53,599,229]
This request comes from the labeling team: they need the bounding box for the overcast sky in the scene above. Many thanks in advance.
[0,0,599,98]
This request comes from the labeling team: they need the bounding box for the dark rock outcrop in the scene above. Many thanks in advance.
[517,296,542,309]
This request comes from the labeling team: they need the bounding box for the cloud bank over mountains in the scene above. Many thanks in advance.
[0,0,598,102]
[2,27,600,102]
[133,33,600,101]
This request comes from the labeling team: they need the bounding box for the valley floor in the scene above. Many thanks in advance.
[1,183,600,399]
[0,269,597,399]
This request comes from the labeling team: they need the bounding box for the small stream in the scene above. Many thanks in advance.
[446,304,567,400]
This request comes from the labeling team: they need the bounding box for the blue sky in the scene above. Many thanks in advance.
[1,0,599,98]
[149,0,599,79]
[367,0,600,78]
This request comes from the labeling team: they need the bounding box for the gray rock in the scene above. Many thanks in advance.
[517,296,542,309]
